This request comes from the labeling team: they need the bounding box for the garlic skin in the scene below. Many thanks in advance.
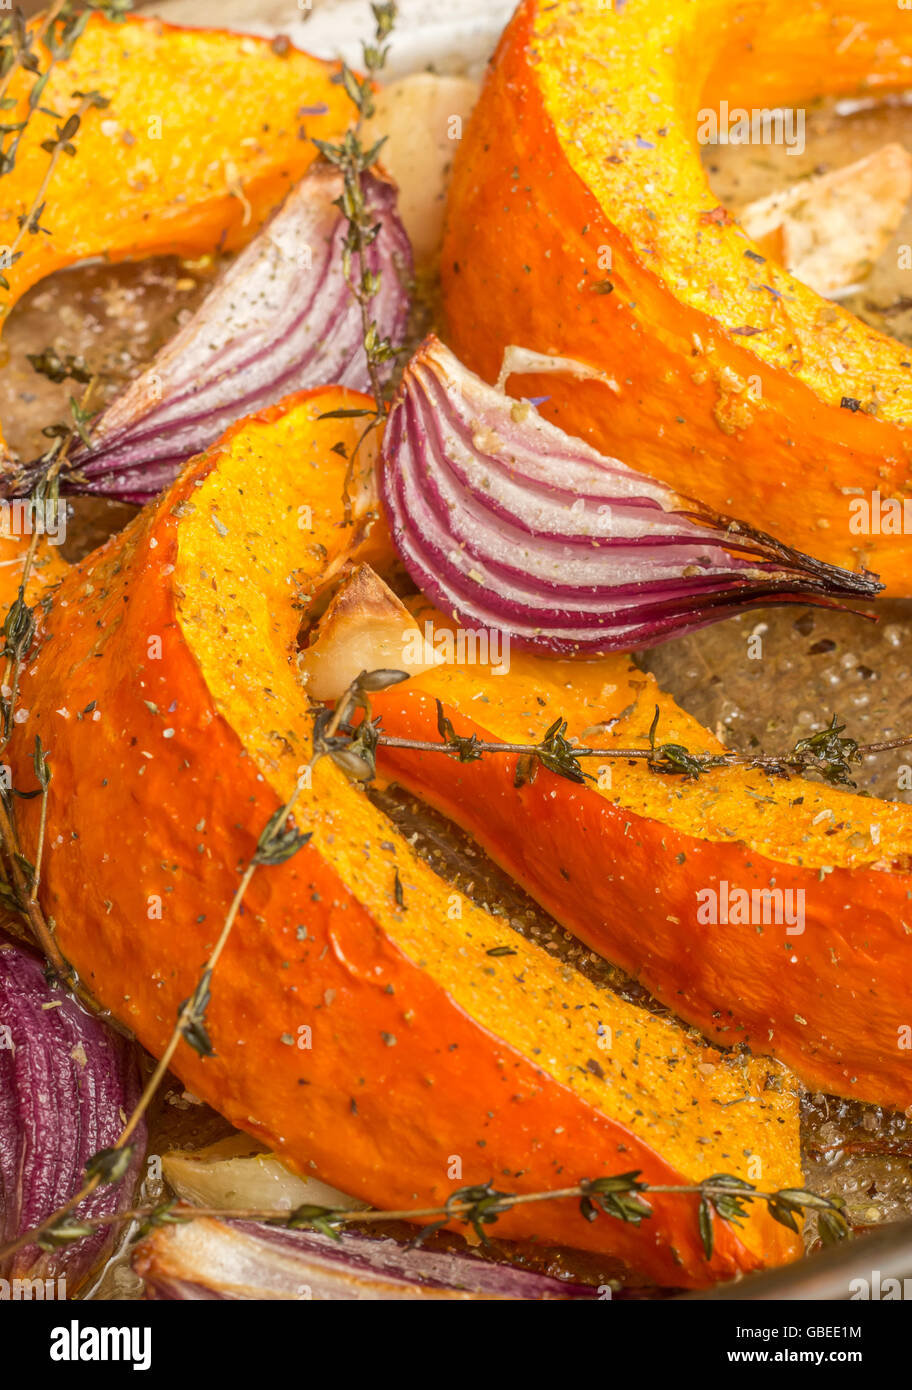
[364,74,480,267]
[740,144,912,298]
[163,1136,369,1215]
[298,564,442,702]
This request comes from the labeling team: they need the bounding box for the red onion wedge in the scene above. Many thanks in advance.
[12,165,411,505]
[134,1216,596,1301]
[0,939,145,1291]
[380,337,882,655]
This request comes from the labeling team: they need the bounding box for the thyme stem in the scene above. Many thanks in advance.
[0,0,65,108]
[0,1173,851,1266]
[315,1,398,523]
[0,792,67,976]
[4,89,99,269]
[374,731,912,766]
[28,757,49,906]
[364,708,911,789]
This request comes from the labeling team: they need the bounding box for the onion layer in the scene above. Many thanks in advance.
[134,1216,596,1301]
[14,165,411,505]
[0,939,145,1290]
[380,337,882,654]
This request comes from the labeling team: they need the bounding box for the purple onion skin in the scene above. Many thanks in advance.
[135,1216,598,1301]
[381,337,883,656]
[0,939,145,1290]
[9,165,412,506]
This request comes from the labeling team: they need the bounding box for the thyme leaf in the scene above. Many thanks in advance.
[36,1218,96,1250]
[314,1,399,523]
[84,1144,135,1186]
[580,1171,652,1225]
[788,715,861,787]
[26,345,91,383]
[535,715,587,784]
[133,1200,186,1240]
[284,1203,344,1240]
[435,697,483,762]
[33,733,50,790]
[178,968,216,1059]
[253,808,312,866]
[698,1195,714,1259]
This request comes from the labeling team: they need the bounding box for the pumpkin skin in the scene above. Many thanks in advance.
[373,609,912,1111]
[441,0,912,593]
[0,12,354,452]
[6,389,802,1287]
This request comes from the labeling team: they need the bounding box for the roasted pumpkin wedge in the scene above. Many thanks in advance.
[442,0,912,592]
[0,12,354,453]
[6,389,801,1287]
[372,609,912,1110]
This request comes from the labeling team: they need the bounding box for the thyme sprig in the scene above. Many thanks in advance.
[0,1,124,119]
[0,374,99,990]
[0,375,94,763]
[6,85,110,263]
[313,1,398,523]
[0,6,127,971]
[25,1171,850,1266]
[329,691,907,792]
[0,3,127,299]
[312,666,408,782]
